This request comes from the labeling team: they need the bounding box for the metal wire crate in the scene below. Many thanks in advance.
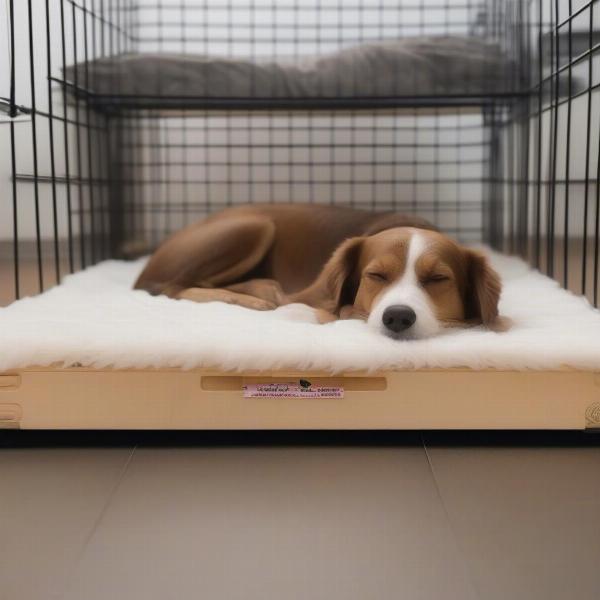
[1,0,599,309]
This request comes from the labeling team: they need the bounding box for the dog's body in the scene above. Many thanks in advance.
[135,203,501,339]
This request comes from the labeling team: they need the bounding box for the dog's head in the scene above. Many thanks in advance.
[308,227,502,339]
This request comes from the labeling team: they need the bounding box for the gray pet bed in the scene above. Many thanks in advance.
[65,36,512,99]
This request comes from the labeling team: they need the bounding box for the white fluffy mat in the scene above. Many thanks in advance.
[1,251,600,372]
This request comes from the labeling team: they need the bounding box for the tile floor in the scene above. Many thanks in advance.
[2,251,600,599]
[1,431,599,600]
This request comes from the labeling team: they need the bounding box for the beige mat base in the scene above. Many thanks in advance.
[1,367,599,430]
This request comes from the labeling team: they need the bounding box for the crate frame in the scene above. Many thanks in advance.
[1,367,599,431]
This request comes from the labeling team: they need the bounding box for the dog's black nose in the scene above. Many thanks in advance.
[382,305,416,333]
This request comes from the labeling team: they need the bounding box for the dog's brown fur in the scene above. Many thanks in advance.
[134,203,501,330]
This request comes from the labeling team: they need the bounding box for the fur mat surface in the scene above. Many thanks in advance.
[1,250,599,372]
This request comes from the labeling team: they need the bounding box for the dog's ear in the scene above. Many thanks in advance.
[464,249,502,327]
[294,237,364,314]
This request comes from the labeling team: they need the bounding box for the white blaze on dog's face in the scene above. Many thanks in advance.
[365,232,441,339]
[325,227,501,340]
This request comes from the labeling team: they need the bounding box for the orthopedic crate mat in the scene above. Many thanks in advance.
[1,251,599,372]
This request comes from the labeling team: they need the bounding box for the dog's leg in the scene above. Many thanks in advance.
[225,279,286,306]
[135,215,276,297]
[176,287,276,311]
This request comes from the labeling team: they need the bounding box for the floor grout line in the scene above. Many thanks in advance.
[420,434,482,600]
[56,444,138,600]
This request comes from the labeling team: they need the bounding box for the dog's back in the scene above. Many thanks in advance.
[201,204,437,292]
[134,203,437,297]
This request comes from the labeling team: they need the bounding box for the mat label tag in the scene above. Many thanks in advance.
[243,380,344,398]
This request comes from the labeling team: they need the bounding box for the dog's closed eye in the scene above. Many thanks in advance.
[421,273,450,285]
[365,271,388,283]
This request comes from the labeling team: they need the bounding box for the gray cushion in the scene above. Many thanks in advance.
[65,36,512,99]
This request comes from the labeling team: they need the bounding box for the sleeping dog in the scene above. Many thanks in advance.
[134,204,502,340]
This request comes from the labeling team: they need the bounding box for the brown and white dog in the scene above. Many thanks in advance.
[134,204,502,340]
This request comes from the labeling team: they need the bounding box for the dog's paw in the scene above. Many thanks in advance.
[273,303,320,324]
[243,298,278,311]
